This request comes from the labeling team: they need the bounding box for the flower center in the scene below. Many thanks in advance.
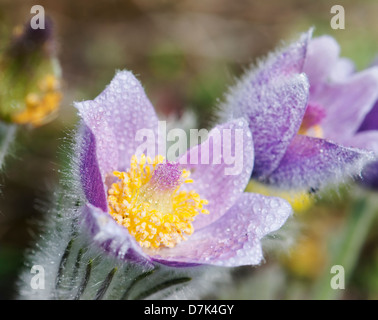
[298,103,326,138]
[12,74,62,127]
[107,154,209,249]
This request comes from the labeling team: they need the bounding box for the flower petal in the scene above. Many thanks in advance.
[347,130,378,154]
[239,29,311,84]
[311,67,378,142]
[178,118,254,230]
[77,125,108,211]
[221,31,312,178]
[329,57,355,82]
[360,161,378,189]
[255,74,310,178]
[344,131,378,189]
[300,102,327,130]
[229,74,310,179]
[82,203,151,264]
[358,100,378,132]
[303,36,341,90]
[261,135,375,190]
[75,70,159,179]
[150,193,292,267]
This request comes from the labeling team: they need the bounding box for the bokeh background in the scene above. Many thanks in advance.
[0,0,378,300]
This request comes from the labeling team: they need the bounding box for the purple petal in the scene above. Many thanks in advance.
[358,100,378,132]
[262,135,375,190]
[77,125,107,211]
[179,118,254,230]
[360,161,378,189]
[311,67,378,142]
[150,193,292,267]
[346,130,378,154]
[82,204,151,264]
[247,29,312,82]
[353,104,378,188]
[303,36,340,91]
[301,102,327,130]
[75,71,159,180]
[329,57,355,82]
[221,31,312,178]
[344,131,378,189]
[230,74,310,179]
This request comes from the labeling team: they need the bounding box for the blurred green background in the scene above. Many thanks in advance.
[0,0,377,300]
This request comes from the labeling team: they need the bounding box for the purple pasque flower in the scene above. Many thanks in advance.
[356,100,378,188]
[75,70,292,267]
[303,36,378,189]
[221,29,376,191]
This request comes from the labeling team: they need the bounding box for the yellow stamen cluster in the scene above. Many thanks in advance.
[12,74,62,127]
[107,154,209,249]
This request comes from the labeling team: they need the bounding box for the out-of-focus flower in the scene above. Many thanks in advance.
[220,30,376,192]
[303,37,378,190]
[75,70,292,267]
[0,17,62,127]
[282,233,327,280]
[245,181,314,213]
[303,37,378,189]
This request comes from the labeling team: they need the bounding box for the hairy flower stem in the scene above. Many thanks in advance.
[312,192,377,300]
[17,187,219,300]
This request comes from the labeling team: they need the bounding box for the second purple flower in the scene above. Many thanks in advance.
[221,30,377,191]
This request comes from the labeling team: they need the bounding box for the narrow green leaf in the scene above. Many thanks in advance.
[312,195,377,300]
[70,248,84,286]
[94,267,117,300]
[55,239,74,290]
[133,277,192,300]
[74,259,93,300]
[121,269,156,300]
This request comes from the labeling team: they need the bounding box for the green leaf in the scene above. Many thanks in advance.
[312,194,378,299]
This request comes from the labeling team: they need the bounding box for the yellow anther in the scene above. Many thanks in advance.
[107,154,209,249]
